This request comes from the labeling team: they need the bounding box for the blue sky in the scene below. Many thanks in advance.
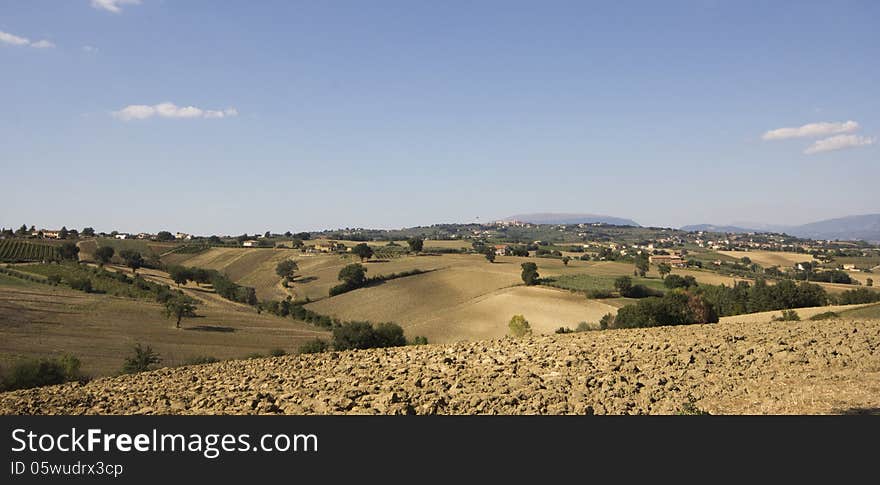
[1,1,878,234]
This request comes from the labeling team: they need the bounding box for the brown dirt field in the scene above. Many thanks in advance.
[717,250,816,268]
[3,318,878,415]
[0,281,328,377]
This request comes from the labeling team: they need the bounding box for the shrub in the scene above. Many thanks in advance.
[577,321,593,332]
[810,311,839,321]
[555,327,574,334]
[298,339,329,354]
[664,274,697,289]
[0,355,82,392]
[837,287,880,305]
[508,314,532,337]
[121,344,162,374]
[613,291,718,329]
[772,310,800,322]
[68,277,93,293]
[409,336,429,345]
[599,313,614,330]
[183,356,219,366]
[46,274,61,285]
[586,289,614,299]
[332,321,407,350]
[268,348,287,357]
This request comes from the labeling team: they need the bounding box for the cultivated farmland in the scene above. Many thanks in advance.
[0,240,59,262]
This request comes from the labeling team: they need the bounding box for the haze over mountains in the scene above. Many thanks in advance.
[683,214,880,242]
[504,213,880,242]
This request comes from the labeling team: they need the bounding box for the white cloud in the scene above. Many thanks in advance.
[0,30,55,48]
[803,135,874,155]
[83,45,98,53]
[30,39,55,49]
[91,0,141,13]
[0,31,30,46]
[762,121,859,140]
[113,102,239,121]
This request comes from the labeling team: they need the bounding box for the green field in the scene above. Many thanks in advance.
[0,239,59,262]
[543,273,667,293]
[840,303,880,319]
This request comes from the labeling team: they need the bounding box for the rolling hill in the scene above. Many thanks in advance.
[505,213,640,226]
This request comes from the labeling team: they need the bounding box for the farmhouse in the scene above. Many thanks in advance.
[35,229,61,239]
[494,244,509,256]
[649,254,687,268]
[242,240,259,247]
[175,232,192,240]
[114,233,130,240]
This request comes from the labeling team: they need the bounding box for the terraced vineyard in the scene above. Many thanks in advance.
[0,240,59,262]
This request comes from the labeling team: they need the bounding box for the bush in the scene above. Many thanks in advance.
[121,344,162,374]
[409,336,429,345]
[612,291,718,329]
[586,289,614,299]
[332,321,407,350]
[268,348,287,357]
[837,287,880,305]
[183,356,219,366]
[555,327,574,334]
[810,311,839,321]
[664,274,697,289]
[46,274,61,285]
[508,314,532,337]
[0,354,82,392]
[577,321,594,332]
[772,310,800,322]
[68,277,93,293]
[599,313,614,330]
[298,339,329,354]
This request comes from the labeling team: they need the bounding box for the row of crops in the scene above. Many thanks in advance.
[0,239,60,262]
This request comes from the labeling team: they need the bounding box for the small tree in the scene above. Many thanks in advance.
[81,227,96,237]
[59,226,69,239]
[508,314,532,337]
[338,263,368,287]
[122,344,162,374]
[485,251,496,263]
[521,262,539,285]
[635,253,649,277]
[119,250,144,274]
[562,256,571,266]
[168,265,191,287]
[156,231,175,242]
[657,263,672,279]
[164,297,197,328]
[94,246,115,265]
[352,243,374,262]
[407,237,424,253]
[867,278,873,287]
[614,276,633,296]
[59,242,80,261]
[275,259,299,280]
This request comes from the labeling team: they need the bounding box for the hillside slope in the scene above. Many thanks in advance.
[3,318,878,415]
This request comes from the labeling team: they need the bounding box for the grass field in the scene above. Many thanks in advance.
[543,273,666,293]
[839,302,880,319]
[717,250,816,268]
[0,279,328,377]
[718,303,876,324]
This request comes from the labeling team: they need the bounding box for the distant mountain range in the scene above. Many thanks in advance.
[504,213,640,227]
[682,214,880,242]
